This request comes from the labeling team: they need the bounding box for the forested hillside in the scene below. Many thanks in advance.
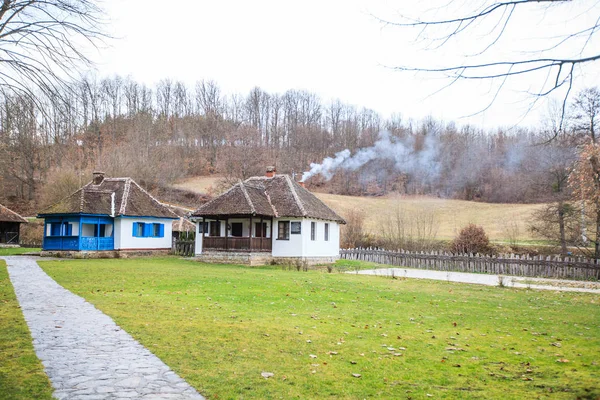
[0,76,593,214]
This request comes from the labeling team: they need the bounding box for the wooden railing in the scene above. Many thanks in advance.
[203,236,272,252]
[340,248,600,281]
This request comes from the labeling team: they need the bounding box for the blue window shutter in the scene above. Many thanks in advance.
[51,223,61,236]
[143,223,151,237]
[132,222,138,237]
[66,223,72,236]
[159,224,164,238]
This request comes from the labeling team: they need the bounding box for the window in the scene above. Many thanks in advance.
[231,222,243,237]
[277,221,289,240]
[311,221,316,241]
[50,223,62,236]
[133,222,163,238]
[255,222,267,237]
[199,221,208,234]
[209,221,221,237]
[324,223,329,241]
[63,222,72,236]
[290,221,301,234]
[134,222,144,237]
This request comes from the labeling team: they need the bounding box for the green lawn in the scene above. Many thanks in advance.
[0,247,40,256]
[40,258,600,399]
[0,260,54,399]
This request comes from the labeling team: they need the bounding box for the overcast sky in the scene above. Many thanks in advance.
[94,0,600,130]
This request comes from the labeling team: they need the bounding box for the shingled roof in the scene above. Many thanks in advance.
[39,176,177,219]
[0,203,28,223]
[191,175,346,223]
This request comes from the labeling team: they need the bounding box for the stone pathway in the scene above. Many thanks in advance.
[350,267,600,294]
[3,256,204,400]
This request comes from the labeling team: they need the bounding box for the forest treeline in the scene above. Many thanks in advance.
[0,75,594,213]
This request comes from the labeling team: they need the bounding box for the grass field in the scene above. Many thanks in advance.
[0,260,54,399]
[174,176,545,241]
[41,257,600,399]
[0,247,40,256]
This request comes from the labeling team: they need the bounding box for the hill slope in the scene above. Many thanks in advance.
[174,176,544,241]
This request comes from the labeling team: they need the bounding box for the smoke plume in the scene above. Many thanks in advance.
[301,131,440,182]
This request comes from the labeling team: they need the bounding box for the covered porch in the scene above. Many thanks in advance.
[42,215,115,251]
[199,215,273,252]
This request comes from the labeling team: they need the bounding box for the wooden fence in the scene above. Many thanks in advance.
[340,248,600,281]
[173,240,195,257]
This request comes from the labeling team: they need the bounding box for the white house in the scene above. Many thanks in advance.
[38,172,178,255]
[190,168,346,264]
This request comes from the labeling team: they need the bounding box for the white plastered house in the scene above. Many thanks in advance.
[38,172,178,254]
[190,170,346,264]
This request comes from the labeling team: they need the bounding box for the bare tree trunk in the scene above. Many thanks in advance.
[558,201,568,256]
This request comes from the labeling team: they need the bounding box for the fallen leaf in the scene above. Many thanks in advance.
[261,372,274,378]
[352,373,361,378]
[309,354,317,358]
[551,342,562,348]
[350,360,357,364]
[556,358,570,363]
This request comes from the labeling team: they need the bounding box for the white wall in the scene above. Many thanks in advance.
[195,220,203,255]
[272,218,340,258]
[302,220,340,257]
[272,218,304,257]
[114,217,173,250]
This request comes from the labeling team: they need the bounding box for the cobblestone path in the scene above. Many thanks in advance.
[4,256,204,400]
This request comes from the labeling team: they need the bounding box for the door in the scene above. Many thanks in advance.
[231,222,243,237]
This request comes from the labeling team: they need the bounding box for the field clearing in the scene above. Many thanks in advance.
[174,176,545,241]
[40,258,600,399]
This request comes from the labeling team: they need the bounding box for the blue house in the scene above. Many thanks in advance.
[38,172,177,253]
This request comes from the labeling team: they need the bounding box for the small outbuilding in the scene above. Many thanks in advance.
[0,203,28,245]
[190,168,346,265]
[38,172,177,255]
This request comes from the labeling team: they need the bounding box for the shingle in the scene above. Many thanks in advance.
[191,175,346,223]
[0,203,28,223]
[39,177,177,219]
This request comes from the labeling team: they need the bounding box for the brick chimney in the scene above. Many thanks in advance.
[92,171,105,185]
[298,181,305,188]
[266,166,276,178]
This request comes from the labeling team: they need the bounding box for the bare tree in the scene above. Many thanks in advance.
[380,1,600,124]
[0,0,108,107]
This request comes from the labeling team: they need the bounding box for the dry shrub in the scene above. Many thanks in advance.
[381,206,439,251]
[341,208,367,248]
[20,219,43,247]
[451,223,492,255]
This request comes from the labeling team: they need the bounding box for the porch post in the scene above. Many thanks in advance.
[260,216,264,251]
[225,217,229,251]
[78,217,83,251]
[200,218,204,253]
[270,217,274,245]
[249,215,253,252]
